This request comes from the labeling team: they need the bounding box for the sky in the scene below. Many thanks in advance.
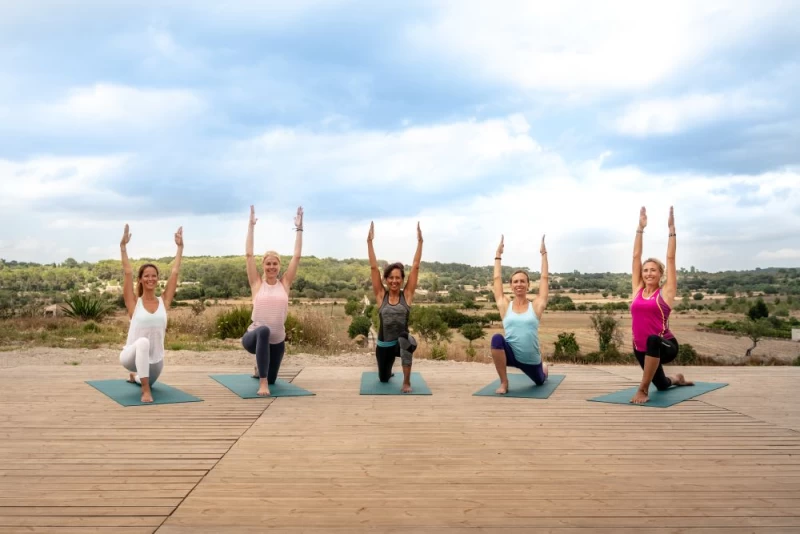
[1,0,799,273]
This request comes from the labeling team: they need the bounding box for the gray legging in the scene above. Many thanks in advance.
[241,326,285,384]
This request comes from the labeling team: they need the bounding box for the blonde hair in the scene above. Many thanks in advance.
[642,257,666,285]
[262,251,282,280]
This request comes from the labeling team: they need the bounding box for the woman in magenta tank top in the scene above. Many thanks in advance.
[242,205,303,397]
[630,206,694,404]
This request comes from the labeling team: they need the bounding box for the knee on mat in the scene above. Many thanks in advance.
[654,379,673,392]
[134,338,150,352]
[490,333,505,350]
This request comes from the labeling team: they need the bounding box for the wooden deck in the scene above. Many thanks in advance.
[1,363,799,533]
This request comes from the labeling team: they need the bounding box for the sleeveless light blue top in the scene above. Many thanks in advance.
[502,300,541,365]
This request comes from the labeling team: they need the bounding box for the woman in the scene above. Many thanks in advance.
[367,221,423,393]
[120,224,184,403]
[630,206,693,404]
[490,235,549,394]
[244,205,303,397]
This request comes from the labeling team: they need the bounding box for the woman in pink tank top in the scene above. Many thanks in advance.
[630,206,694,404]
[242,205,303,397]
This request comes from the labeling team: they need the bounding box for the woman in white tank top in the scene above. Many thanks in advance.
[119,224,184,403]
[243,205,303,397]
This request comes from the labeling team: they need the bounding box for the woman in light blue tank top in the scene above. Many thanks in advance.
[489,234,549,394]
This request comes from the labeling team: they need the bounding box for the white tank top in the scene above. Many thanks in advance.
[125,297,167,364]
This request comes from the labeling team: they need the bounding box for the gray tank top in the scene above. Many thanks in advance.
[378,291,410,342]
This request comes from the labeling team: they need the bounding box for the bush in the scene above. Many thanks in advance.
[287,309,342,352]
[553,332,580,357]
[61,294,113,321]
[465,344,477,361]
[82,321,101,333]
[409,306,452,345]
[590,311,623,353]
[348,315,372,339]
[430,344,448,361]
[216,305,252,339]
[675,343,698,365]
[693,293,704,301]
[190,300,206,316]
[793,355,800,367]
[344,298,361,317]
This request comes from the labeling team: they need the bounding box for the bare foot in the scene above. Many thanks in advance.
[257,379,270,397]
[127,373,137,384]
[630,389,649,404]
[672,374,694,387]
[401,382,412,393]
[252,365,259,379]
[543,362,549,378]
[141,391,154,403]
[495,382,509,395]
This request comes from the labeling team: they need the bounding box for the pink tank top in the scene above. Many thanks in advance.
[248,280,288,343]
[630,287,673,351]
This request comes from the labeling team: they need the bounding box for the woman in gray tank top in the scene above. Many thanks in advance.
[367,221,423,393]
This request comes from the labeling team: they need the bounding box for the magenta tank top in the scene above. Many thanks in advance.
[630,287,673,351]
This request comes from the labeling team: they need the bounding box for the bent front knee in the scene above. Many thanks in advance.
[255,325,271,339]
[490,333,505,350]
[134,338,150,352]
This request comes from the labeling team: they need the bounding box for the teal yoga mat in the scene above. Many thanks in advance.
[86,379,202,407]
[473,373,565,398]
[588,382,728,408]
[359,372,431,395]
[210,374,315,399]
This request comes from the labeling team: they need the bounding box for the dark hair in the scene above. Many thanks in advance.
[510,269,529,284]
[137,263,159,297]
[383,262,405,280]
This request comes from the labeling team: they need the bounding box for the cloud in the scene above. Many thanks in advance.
[756,248,800,260]
[38,83,205,130]
[614,92,780,137]
[403,0,796,95]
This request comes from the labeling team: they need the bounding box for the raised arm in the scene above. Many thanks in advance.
[632,206,646,294]
[281,206,304,291]
[533,235,548,319]
[161,227,184,309]
[367,222,386,303]
[661,206,677,307]
[492,235,509,317]
[245,205,261,294]
[120,224,136,318]
[402,222,423,306]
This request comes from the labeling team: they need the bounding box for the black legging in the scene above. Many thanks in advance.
[241,326,285,384]
[634,335,679,391]
[376,343,399,383]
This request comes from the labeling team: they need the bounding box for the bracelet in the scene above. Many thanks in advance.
[636,230,644,234]
[494,257,501,260]
[295,228,303,232]
[669,233,676,237]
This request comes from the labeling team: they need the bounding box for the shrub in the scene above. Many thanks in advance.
[553,332,580,357]
[465,344,477,361]
[590,311,623,353]
[430,344,448,361]
[82,321,101,333]
[61,294,113,321]
[344,298,361,317]
[190,300,206,316]
[216,305,252,339]
[747,299,769,321]
[693,293,704,301]
[793,355,800,367]
[348,315,372,339]
[409,306,452,345]
[675,343,698,365]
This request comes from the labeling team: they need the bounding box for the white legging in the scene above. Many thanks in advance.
[120,338,164,384]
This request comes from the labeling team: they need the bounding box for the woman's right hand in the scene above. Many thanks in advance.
[496,235,504,258]
[120,224,131,248]
[367,221,375,242]
[638,207,647,230]
[249,205,258,227]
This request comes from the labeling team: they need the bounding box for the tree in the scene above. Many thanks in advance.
[693,293,704,301]
[553,332,580,357]
[589,311,623,353]
[737,318,770,358]
[747,299,769,321]
[459,323,485,345]
[409,306,452,345]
